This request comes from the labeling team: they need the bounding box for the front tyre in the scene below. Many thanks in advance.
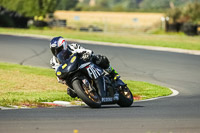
[72,79,101,108]
[117,85,134,107]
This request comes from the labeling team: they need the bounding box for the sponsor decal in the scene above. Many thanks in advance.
[57,71,61,76]
[102,97,113,102]
[51,43,57,47]
[70,56,76,63]
[79,62,91,69]
[58,39,65,47]
[62,63,67,69]
[86,65,101,79]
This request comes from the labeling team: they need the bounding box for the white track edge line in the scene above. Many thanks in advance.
[135,88,179,103]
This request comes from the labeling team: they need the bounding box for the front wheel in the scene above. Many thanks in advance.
[72,79,101,108]
[117,85,134,107]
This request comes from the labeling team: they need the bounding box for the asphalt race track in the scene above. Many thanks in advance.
[0,34,200,133]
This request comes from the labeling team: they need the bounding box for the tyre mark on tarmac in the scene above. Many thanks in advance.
[19,48,48,65]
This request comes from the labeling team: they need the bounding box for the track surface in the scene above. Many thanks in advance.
[0,35,200,133]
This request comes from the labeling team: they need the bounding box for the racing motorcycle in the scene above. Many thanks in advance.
[56,53,133,108]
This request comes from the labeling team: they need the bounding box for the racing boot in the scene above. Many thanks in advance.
[105,66,120,81]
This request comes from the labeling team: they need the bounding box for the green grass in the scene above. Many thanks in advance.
[0,62,75,107]
[126,80,172,100]
[0,62,172,107]
[0,27,200,50]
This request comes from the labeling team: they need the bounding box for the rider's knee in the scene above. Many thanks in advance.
[93,55,110,69]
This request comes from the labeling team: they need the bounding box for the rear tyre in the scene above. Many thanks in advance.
[117,85,134,107]
[72,79,101,108]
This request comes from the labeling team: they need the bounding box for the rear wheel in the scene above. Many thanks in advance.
[72,79,101,108]
[117,85,133,107]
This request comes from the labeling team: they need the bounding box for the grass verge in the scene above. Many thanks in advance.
[0,62,172,107]
[0,27,200,50]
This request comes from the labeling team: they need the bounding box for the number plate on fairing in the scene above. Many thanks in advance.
[101,97,113,102]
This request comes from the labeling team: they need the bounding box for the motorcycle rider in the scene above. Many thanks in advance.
[50,36,120,98]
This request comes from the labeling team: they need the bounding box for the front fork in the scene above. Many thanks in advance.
[80,75,120,104]
[78,75,107,98]
[94,76,107,97]
[95,76,120,103]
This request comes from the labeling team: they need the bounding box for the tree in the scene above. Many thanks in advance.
[166,1,200,24]
[166,7,182,23]
[56,0,79,10]
[61,0,200,12]
[139,0,170,10]
[183,1,200,24]
[123,0,141,10]
[0,0,59,17]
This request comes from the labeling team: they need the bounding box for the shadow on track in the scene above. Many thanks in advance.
[80,105,144,109]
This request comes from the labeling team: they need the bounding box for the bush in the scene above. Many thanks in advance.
[181,23,198,35]
[0,15,15,27]
[166,1,200,24]
[166,7,182,23]
[183,2,200,24]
